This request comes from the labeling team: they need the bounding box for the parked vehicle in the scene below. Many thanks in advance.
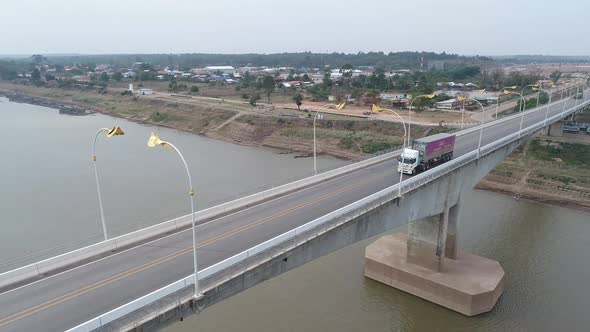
[398,133,456,175]
[574,92,584,99]
[563,125,581,133]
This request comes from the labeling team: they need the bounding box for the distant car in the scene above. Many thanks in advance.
[363,111,372,115]
[563,126,580,133]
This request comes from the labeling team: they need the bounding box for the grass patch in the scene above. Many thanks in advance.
[529,139,590,168]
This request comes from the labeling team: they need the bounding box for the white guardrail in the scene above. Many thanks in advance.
[66,97,590,332]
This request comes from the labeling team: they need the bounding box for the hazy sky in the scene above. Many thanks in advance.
[2,0,588,56]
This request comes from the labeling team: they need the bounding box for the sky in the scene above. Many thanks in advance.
[1,0,589,56]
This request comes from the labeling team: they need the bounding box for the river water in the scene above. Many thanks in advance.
[2,98,590,331]
[0,98,346,269]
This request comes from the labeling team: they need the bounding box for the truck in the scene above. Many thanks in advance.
[398,133,456,175]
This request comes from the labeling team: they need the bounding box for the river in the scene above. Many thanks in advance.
[0,98,346,270]
[2,98,590,331]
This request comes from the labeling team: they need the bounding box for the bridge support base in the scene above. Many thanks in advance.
[547,121,563,137]
[364,233,504,316]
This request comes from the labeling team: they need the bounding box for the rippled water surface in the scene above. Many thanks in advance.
[0,98,346,270]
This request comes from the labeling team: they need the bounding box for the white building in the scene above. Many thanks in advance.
[379,92,412,101]
[137,88,154,95]
[204,66,235,74]
[434,99,460,110]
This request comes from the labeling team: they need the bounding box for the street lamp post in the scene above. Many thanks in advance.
[460,100,465,129]
[515,91,526,138]
[503,89,526,138]
[381,108,407,198]
[520,84,539,112]
[458,97,485,158]
[408,94,434,144]
[494,86,518,120]
[313,104,333,174]
[562,86,571,114]
[534,87,553,127]
[92,126,124,241]
[148,132,200,299]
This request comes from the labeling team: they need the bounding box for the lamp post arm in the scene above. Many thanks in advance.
[92,128,109,160]
[408,94,432,143]
[162,141,194,194]
[312,104,332,174]
[383,108,407,197]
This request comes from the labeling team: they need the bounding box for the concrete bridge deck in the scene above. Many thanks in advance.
[0,90,588,332]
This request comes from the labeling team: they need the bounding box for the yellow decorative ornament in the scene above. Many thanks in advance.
[107,126,125,137]
[147,132,168,148]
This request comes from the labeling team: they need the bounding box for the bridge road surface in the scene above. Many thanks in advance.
[0,93,587,332]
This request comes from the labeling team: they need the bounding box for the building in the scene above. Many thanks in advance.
[435,90,498,105]
[137,88,154,95]
[379,92,412,101]
[435,99,460,110]
[204,66,235,75]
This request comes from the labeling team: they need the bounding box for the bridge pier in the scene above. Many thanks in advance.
[547,121,563,137]
[364,200,504,316]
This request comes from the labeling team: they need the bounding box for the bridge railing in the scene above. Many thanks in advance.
[67,97,590,332]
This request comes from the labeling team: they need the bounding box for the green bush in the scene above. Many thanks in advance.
[362,141,394,154]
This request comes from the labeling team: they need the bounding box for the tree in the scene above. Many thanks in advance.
[113,72,123,82]
[190,85,199,93]
[287,69,295,81]
[490,69,505,88]
[262,75,275,104]
[139,71,152,81]
[99,72,109,82]
[168,81,178,92]
[322,66,333,90]
[31,68,41,81]
[31,54,47,65]
[550,71,562,84]
[293,93,303,111]
[249,93,261,106]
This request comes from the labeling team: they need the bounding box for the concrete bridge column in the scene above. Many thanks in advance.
[405,205,450,271]
[364,198,504,316]
[547,121,563,137]
[444,202,459,259]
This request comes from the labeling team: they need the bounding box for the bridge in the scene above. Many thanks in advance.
[0,86,589,331]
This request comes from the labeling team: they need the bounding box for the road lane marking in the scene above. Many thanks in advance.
[0,169,396,327]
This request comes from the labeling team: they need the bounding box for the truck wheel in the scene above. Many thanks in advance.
[412,168,416,175]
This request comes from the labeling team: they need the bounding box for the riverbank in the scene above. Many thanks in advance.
[0,82,442,160]
[476,134,590,210]
[3,82,588,209]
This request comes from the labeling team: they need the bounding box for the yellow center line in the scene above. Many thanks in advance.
[0,168,395,327]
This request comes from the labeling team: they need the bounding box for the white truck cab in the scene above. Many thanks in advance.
[397,148,420,175]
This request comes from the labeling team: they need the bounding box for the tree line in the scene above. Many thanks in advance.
[41,51,489,70]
